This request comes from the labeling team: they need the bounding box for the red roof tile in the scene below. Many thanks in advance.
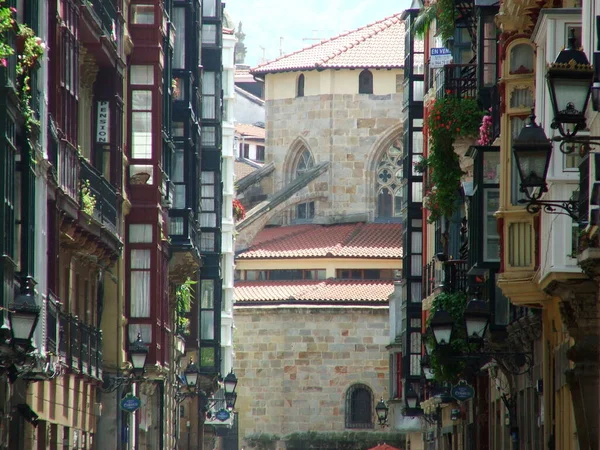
[234,160,260,180]
[251,14,405,75]
[367,445,401,450]
[235,123,265,140]
[234,279,394,304]
[237,223,402,259]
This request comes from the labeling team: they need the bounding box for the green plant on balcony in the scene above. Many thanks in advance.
[175,277,196,336]
[411,0,457,41]
[0,2,16,65]
[80,179,97,216]
[424,96,483,222]
[427,291,478,383]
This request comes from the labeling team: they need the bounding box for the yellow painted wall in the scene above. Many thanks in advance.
[264,68,402,100]
[236,257,401,279]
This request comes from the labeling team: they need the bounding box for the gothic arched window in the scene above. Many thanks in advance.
[345,384,373,429]
[376,138,403,219]
[295,149,314,178]
[359,69,373,94]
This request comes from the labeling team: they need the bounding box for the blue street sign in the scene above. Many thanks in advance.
[451,381,475,402]
[120,394,141,413]
[215,409,231,421]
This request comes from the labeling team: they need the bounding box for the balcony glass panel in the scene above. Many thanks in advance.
[130,250,151,317]
[202,24,217,45]
[202,0,217,17]
[131,5,154,24]
[170,217,184,235]
[129,224,153,243]
[172,7,186,69]
[131,66,154,85]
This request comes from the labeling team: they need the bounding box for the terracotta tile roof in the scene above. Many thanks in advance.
[234,160,260,180]
[235,123,265,140]
[234,279,394,304]
[238,223,402,259]
[251,13,405,75]
[367,445,401,450]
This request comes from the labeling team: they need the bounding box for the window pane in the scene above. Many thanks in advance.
[201,232,215,251]
[131,66,154,85]
[130,250,150,269]
[202,127,216,146]
[132,5,154,24]
[129,224,153,243]
[202,0,217,16]
[202,24,217,45]
[132,112,152,159]
[132,91,152,111]
[201,280,215,308]
[201,311,215,339]
[172,8,186,69]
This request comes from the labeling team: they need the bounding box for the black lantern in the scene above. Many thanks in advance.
[225,391,237,411]
[184,360,199,388]
[512,112,552,200]
[129,333,149,373]
[405,385,419,409]
[547,29,594,130]
[464,299,490,340]
[9,292,40,345]
[223,371,238,394]
[375,397,389,424]
[429,309,454,346]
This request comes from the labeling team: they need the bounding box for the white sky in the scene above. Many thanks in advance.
[225,0,412,67]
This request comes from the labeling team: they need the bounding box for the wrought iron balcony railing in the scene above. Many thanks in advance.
[57,312,103,379]
[85,0,118,43]
[422,259,469,298]
[79,158,119,232]
[435,64,477,100]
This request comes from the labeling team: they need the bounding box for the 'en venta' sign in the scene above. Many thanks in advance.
[96,101,110,144]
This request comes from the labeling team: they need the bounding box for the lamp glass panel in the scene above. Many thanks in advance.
[11,312,36,341]
[186,371,199,387]
[433,324,452,345]
[131,352,147,370]
[424,367,435,380]
[466,316,488,339]
[515,149,549,187]
[406,395,418,408]
[549,77,591,118]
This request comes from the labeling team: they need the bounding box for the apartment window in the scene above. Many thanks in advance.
[510,116,527,205]
[480,14,498,86]
[256,145,265,162]
[202,0,217,17]
[245,269,326,281]
[173,145,186,209]
[337,269,394,280]
[200,171,217,227]
[345,384,373,429]
[202,24,218,45]
[130,250,151,317]
[131,90,153,159]
[131,5,154,24]
[201,232,215,252]
[201,126,217,146]
[200,279,215,340]
[358,69,373,94]
[297,74,305,97]
[241,143,250,158]
[59,0,79,142]
[131,65,154,85]
[172,7,186,69]
[202,72,217,119]
[509,44,534,74]
[295,148,313,177]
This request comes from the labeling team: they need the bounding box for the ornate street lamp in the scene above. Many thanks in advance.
[375,397,389,426]
[512,113,552,201]
[9,291,41,346]
[225,392,237,411]
[463,298,490,341]
[547,29,594,134]
[429,309,454,346]
[405,385,419,409]
[184,360,200,388]
[129,333,149,374]
[513,112,578,218]
[223,371,238,394]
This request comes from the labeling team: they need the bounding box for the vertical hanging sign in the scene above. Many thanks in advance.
[96,101,111,143]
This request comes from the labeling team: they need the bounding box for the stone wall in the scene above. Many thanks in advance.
[265,92,403,222]
[234,306,390,446]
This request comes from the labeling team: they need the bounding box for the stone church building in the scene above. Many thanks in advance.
[232,12,407,448]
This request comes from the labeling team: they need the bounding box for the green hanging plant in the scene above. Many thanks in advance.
[424,96,484,223]
[80,179,97,216]
[411,0,457,41]
[176,277,196,335]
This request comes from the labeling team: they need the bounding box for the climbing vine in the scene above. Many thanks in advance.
[423,96,483,223]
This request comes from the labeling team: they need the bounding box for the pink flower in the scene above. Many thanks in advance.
[0,59,6,67]
[9,7,16,13]
[35,37,42,45]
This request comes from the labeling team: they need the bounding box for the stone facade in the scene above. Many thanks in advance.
[234,307,390,444]
[265,92,404,223]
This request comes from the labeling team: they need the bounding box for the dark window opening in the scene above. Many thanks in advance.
[296,201,315,221]
[297,74,305,97]
[256,145,265,162]
[345,384,373,429]
[359,69,373,94]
